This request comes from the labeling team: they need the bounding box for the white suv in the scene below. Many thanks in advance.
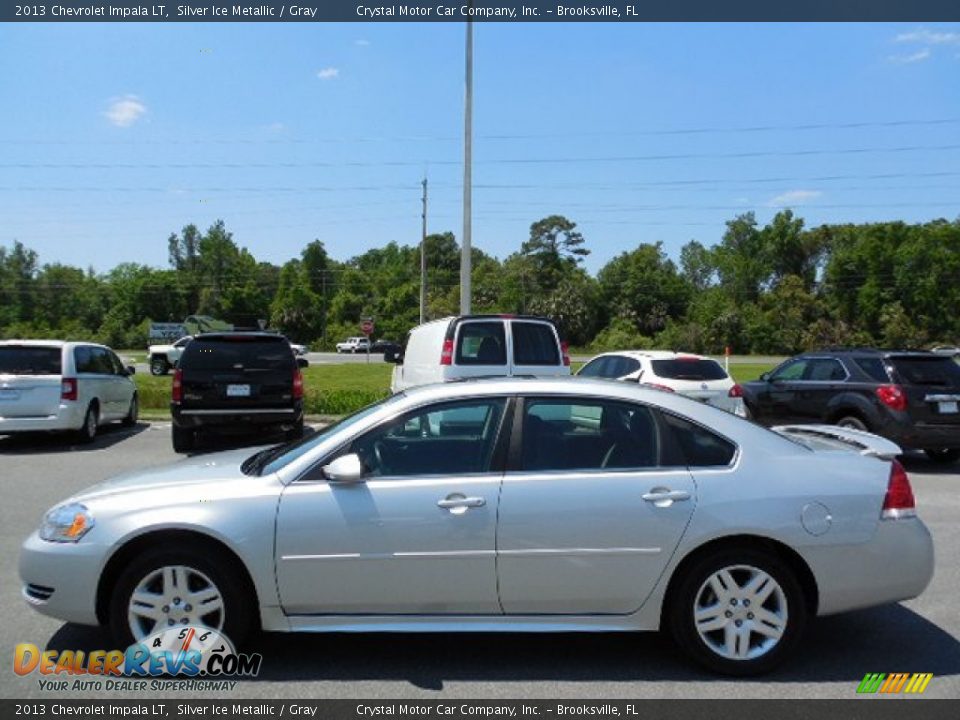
[336,337,371,353]
[577,350,746,416]
[390,315,571,393]
[147,336,193,376]
[0,340,138,442]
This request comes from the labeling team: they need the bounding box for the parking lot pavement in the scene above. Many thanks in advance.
[1,425,958,700]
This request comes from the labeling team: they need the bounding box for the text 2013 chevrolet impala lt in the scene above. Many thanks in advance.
[20,377,933,674]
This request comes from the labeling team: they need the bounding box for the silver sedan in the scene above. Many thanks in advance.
[20,377,934,675]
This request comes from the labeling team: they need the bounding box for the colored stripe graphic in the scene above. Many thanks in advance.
[904,673,934,694]
[857,673,886,693]
[857,672,932,694]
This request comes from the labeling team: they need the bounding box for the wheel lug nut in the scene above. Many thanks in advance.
[184,604,192,612]
[744,600,750,607]
[182,618,189,624]
[162,605,169,613]
[735,620,743,627]
[173,597,181,604]
[747,613,754,619]
[731,599,738,606]
[167,619,174,626]
[725,611,733,618]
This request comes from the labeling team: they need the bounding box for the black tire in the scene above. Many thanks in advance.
[77,404,99,444]
[668,547,807,676]
[122,394,138,427]
[924,448,960,464]
[150,356,169,376]
[835,415,868,432]
[107,543,253,648]
[285,420,305,442]
[172,425,196,453]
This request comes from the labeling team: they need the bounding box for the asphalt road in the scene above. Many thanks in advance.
[1,424,957,700]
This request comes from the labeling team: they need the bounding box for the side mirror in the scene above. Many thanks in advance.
[384,348,400,364]
[296,357,309,369]
[323,453,364,484]
[125,365,137,376]
[759,372,769,382]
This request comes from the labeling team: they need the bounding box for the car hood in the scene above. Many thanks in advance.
[67,446,273,504]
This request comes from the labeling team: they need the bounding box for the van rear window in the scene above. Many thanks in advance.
[890,357,960,387]
[513,322,560,366]
[0,347,62,375]
[651,358,727,381]
[456,322,506,366]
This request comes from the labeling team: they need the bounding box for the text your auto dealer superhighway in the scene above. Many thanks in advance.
[356,4,519,17]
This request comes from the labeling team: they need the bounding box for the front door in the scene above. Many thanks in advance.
[275,397,508,615]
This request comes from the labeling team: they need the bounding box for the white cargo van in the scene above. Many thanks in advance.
[389,315,571,392]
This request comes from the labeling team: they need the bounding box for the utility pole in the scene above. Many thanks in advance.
[460,14,473,315]
[420,176,428,325]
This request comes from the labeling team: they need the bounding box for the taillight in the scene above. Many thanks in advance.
[171,368,183,404]
[440,339,454,366]
[876,384,907,412]
[561,341,571,367]
[728,383,744,398]
[60,378,78,402]
[293,366,304,400]
[642,382,675,393]
[882,459,916,519]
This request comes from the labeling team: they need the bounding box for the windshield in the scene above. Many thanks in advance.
[245,393,406,476]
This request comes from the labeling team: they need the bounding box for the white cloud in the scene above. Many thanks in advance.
[265,122,286,132]
[888,49,932,64]
[354,39,370,46]
[895,27,960,45]
[768,190,822,207]
[104,95,146,127]
[316,67,340,80]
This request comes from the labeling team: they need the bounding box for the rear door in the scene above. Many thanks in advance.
[0,345,63,418]
[888,355,960,429]
[179,336,294,411]
[509,320,569,378]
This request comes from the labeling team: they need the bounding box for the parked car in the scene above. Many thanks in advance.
[21,377,932,675]
[577,350,746,416]
[285,340,308,356]
[147,336,193,376]
[0,340,138,442]
[389,314,570,392]
[336,337,371,354]
[370,339,401,356]
[170,332,304,453]
[741,349,960,463]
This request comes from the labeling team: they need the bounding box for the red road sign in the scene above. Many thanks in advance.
[361,320,374,336]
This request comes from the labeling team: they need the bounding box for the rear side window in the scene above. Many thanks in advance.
[512,322,560,366]
[854,357,890,383]
[651,358,728,381]
[580,355,641,378]
[0,346,62,375]
[456,322,506,366]
[180,337,294,371]
[74,346,97,374]
[889,357,960,387]
[661,412,737,467]
[805,358,848,381]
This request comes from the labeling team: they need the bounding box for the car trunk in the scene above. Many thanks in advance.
[888,355,960,427]
[648,358,733,406]
[0,346,63,417]
[179,337,294,410]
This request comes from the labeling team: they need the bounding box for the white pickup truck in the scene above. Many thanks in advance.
[336,336,371,354]
[147,336,193,375]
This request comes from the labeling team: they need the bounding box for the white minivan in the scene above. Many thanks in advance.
[389,315,571,392]
[0,340,138,442]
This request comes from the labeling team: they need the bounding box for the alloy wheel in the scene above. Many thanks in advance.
[127,565,225,641]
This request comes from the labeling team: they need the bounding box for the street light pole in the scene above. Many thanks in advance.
[420,176,428,325]
[460,15,473,316]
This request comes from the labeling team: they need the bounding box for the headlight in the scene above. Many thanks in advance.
[39,503,95,543]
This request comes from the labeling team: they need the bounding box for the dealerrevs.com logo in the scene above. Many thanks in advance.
[14,626,262,692]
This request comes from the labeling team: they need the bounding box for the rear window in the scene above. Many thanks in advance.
[456,322,506,366]
[0,346,62,375]
[180,336,293,371]
[651,358,728,381]
[889,357,960,387]
[512,322,560,366]
[853,357,891,383]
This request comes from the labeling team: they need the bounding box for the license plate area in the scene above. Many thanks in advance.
[226,384,251,398]
[938,401,958,414]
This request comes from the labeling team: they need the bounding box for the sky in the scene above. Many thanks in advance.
[1,21,959,276]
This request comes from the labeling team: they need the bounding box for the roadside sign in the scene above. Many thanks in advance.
[361,320,375,336]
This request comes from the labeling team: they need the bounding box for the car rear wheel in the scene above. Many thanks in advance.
[171,426,196,453]
[150,357,169,376]
[122,395,138,427]
[108,544,252,648]
[924,448,960,464]
[285,420,305,442]
[835,415,869,432]
[77,404,98,444]
[668,548,807,675]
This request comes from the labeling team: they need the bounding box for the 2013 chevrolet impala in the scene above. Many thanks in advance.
[20,377,933,674]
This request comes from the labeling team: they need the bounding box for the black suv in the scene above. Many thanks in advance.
[742,349,960,462]
[171,332,304,453]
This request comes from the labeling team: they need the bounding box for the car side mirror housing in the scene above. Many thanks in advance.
[296,357,309,369]
[323,454,364,484]
[125,365,137,375]
[385,348,403,364]
[760,372,769,382]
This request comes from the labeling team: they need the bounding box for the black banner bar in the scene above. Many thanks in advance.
[5,1,960,23]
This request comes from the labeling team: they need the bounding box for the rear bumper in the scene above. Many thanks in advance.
[172,402,303,431]
[0,404,85,433]
[876,416,960,450]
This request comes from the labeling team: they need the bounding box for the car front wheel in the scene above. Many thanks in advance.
[108,545,252,648]
[668,548,807,675]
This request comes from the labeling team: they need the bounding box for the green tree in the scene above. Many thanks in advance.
[521,215,590,295]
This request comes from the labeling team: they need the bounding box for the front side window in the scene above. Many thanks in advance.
[522,399,660,471]
[770,359,808,382]
[456,322,506,366]
[512,322,560,366]
[352,399,506,477]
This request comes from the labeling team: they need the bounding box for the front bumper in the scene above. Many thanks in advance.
[19,531,103,626]
[0,404,85,433]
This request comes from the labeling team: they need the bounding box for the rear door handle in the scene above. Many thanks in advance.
[437,495,486,510]
[642,489,691,506]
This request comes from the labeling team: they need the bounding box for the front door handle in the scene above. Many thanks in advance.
[642,489,691,507]
[437,494,486,513]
